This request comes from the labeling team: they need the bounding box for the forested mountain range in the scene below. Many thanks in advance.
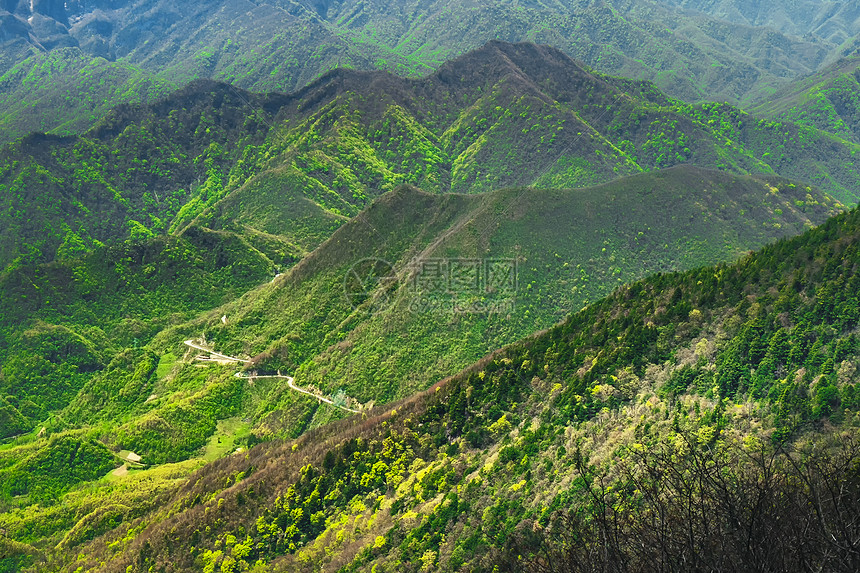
[4,41,860,278]
[1,10,859,569]
[662,0,860,44]
[1,164,838,457]
[0,155,841,567]
[2,0,859,142]
[753,55,860,142]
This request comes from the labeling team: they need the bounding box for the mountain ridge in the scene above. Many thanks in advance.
[752,55,860,142]
[6,40,860,277]
[134,165,842,445]
[0,0,855,142]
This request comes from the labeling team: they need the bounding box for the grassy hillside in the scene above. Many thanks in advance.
[58,167,842,458]
[0,226,279,570]
[0,166,842,566]
[0,41,853,447]
[170,168,839,422]
[27,185,860,573]
[4,41,860,276]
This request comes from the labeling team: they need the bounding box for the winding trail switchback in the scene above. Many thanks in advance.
[183,340,360,414]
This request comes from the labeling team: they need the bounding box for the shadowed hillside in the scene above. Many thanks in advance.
[4,41,860,277]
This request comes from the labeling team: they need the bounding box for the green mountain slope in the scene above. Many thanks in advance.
[0,166,842,565]
[249,41,860,204]
[274,0,831,105]
[146,167,839,436]
[662,0,860,47]
[752,55,860,143]
[0,224,281,569]
[31,182,860,573]
[0,81,291,272]
[0,48,175,143]
[0,227,276,438]
[0,0,422,142]
[0,41,858,566]
[4,41,860,276]
[47,167,834,455]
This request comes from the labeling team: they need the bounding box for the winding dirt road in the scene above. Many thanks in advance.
[234,372,360,414]
[184,340,250,363]
[183,340,359,414]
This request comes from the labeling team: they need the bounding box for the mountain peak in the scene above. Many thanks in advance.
[434,40,594,93]
[289,40,606,121]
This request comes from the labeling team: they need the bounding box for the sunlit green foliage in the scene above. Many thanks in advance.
[753,56,860,143]
[3,42,859,278]
[189,171,839,423]
[0,229,275,437]
[0,434,115,502]
[35,203,860,573]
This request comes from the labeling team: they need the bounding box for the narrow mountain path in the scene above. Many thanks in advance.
[184,340,249,363]
[183,340,360,414]
[234,372,361,414]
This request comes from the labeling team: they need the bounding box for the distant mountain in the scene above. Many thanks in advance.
[662,0,860,48]
[752,55,860,142]
[26,182,860,573]
[3,41,859,276]
[0,0,850,141]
